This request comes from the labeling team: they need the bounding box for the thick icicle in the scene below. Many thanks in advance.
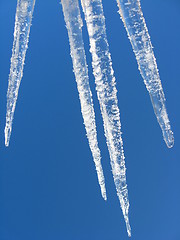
[5,0,36,146]
[116,0,174,148]
[80,0,131,236]
[61,0,107,200]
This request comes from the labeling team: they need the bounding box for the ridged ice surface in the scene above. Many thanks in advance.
[61,0,107,200]
[80,0,131,236]
[5,0,35,146]
[116,0,174,148]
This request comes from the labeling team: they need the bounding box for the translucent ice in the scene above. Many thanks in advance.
[61,0,107,200]
[81,0,131,236]
[116,0,174,148]
[5,0,36,146]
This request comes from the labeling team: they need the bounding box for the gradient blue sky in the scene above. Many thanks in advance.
[0,0,179,239]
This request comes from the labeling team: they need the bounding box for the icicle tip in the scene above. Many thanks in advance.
[125,215,131,237]
[163,128,174,148]
[4,126,11,147]
[102,189,107,201]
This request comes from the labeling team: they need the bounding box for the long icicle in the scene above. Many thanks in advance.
[116,0,174,148]
[5,0,36,146]
[61,0,107,200]
[80,0,131,236]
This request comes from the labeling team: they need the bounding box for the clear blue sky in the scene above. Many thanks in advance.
[0,0,179,239]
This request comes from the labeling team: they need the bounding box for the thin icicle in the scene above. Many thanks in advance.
[61,0,107,200]
[80,0,131,236]
[5,0,36,146]
[116,0,174,148]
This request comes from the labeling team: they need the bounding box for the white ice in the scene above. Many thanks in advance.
[61,0,107,200]
[116,0,174,148]
[5,0,174,237]
[5,0,36,146]
[80,0,131,236]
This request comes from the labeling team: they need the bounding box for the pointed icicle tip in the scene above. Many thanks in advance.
[4,126,11,147]
[125,215,131,237]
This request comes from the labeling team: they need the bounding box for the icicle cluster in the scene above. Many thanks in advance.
[5,0,174,237]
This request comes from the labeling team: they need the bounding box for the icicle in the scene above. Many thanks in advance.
[5,0,36,146]
[80,0,131,236]
[116,0,174,148]
[61,0,107,200]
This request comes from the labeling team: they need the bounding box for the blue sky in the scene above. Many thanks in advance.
[0,0,179,239]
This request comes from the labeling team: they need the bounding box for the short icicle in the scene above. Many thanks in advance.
[5,0,36,146]
[61,0,107,200]
[116,0,174,148]
[80,0,131,236]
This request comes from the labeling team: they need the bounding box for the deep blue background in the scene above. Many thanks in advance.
[0,0,179,239]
